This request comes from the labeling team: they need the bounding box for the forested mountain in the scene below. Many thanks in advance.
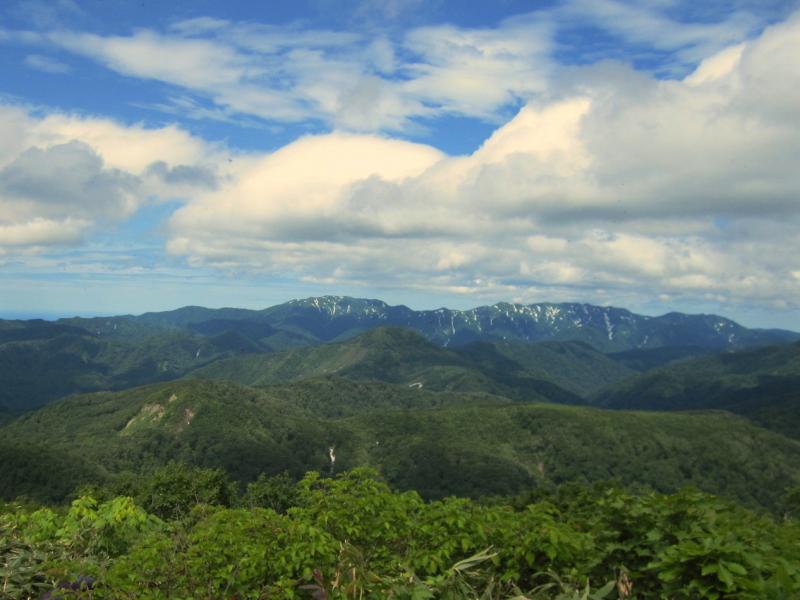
[3,377,800,511]
[4,302,800,512]
[52,295,800,351]
[5,302,800,598]
[187,327,584,404]
[0,320,260,410]
[605,345,717,371]
[595,341,800,438]
[3,297,798,414]
[458,339,636,396]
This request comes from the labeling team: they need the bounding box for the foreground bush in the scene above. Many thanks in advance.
[2,468,799,599]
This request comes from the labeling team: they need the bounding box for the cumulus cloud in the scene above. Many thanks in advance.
[1,141,140,217]
[166,13,800,309]
[0,105,226,252]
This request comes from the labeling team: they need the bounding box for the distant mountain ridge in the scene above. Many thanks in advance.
[55,295,800,352]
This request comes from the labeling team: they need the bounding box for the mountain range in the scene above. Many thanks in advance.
[2,296,797,412]
[58,295,800,351]
[2,296,800,512]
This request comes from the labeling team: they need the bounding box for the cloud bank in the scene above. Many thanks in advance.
[0,105,224,253]
[165,13,800,308]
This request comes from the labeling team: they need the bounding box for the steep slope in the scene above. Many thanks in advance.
[3,378,800,511]
[187,327,583,404]
[596,342,800,437]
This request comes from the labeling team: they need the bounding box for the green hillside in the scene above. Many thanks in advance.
[260,376,513,418]
[345,403,800,508]
[0,322,261,411]
[596,342,800,437]
[3,378,800,511]
[187,327,584,404]
[605,345,715,371]
[458,340,636,396]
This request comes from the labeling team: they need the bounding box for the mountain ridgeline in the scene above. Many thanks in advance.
[1,296,797,413]
[57,295,799,351]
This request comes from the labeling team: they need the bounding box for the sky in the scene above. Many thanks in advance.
[1,0,800,328]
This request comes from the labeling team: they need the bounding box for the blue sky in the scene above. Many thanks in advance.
[1,0,800,329]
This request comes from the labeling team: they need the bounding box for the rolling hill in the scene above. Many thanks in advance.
[186,327,585,404]
[2,377,800,511]
[0,320,260,410]
[595,341,800,438]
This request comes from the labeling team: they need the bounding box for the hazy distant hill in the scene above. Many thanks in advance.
[3,378,800,510]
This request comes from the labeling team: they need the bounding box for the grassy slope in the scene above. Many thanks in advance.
[3,378,800,511]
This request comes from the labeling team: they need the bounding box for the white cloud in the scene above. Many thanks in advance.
[1,0,779,133]
[0,105,224,251]
[0,217,88,246]
[165,12,800,310]
[3,4,800,317]
[552,0,761,68]
[2,10,554,131]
